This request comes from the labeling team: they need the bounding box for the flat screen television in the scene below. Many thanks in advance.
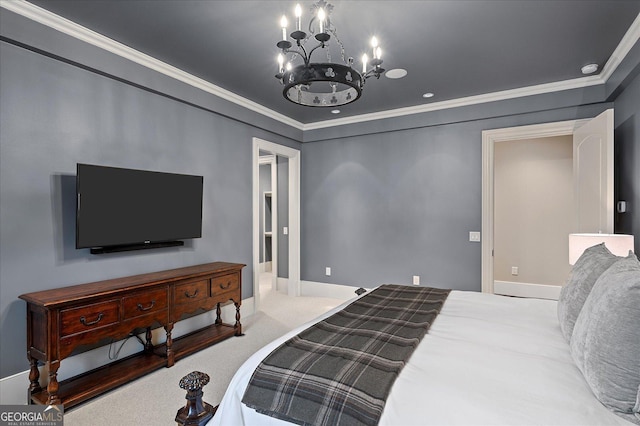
[76,164,203,254]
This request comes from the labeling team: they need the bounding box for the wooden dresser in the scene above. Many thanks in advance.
[19,261,244,409]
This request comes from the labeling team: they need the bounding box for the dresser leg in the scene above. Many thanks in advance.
[46,361,61,405]
[234,301,243,336]
[215,303,222,325]
[144,327,153,353]
[27,353,42,396]
[165,323,174,367]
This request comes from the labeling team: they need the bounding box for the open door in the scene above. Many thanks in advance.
[481,110,615,298]
[573,109,614,233]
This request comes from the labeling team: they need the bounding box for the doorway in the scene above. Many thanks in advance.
[259,154,277,293]
[481,110,614,298]
[252,138,300,312]
[493,135,573,297]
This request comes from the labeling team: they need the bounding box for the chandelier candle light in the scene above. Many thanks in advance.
[275,0,385,107]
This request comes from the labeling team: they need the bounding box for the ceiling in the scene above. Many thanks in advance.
[24,0,640,125]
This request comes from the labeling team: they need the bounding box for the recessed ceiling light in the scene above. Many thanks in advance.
[581,63,598,75]
[331,109,341,114]
[422,92,435,98]
[385,69,408,79]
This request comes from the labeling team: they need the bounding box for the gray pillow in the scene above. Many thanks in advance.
[570,253,640,423]
[636,388,640,423]
[557,243,619,341]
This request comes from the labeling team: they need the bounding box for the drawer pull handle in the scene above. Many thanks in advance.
[185,289,199,298]
[220,282,231,290]
[80,312,104,326]
[137,300,156,311]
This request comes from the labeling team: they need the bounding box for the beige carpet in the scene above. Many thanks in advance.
[63,273,348,426]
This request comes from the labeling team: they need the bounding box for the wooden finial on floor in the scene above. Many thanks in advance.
[175,371,216,426]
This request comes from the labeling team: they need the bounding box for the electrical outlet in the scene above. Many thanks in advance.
[511,266,519,276]
[469,232,481,242]
[325,267,331,276]
[412,275,420,285]
[283,226,288,235]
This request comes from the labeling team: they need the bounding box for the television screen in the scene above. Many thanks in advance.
[76,164,203,251]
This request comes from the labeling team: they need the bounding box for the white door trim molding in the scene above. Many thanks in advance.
[259,155,278,291]
[252,138,301,309]
[481,119,588,294]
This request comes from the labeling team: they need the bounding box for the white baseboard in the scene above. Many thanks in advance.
[273,278,362,300]
[0,296,255,406]
[0,370,29,405]
[276,277,288,293]
[258,262,272,273]
[494,280,561,300]
[240,296,255,317]
[300,280,366,300]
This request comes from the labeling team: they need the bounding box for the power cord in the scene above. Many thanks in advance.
[108,332,147,360]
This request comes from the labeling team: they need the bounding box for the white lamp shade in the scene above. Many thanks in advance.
[569,233,635,265]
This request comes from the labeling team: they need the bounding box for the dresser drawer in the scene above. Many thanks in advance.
[211,274,239,297]
[173,279,209,305]
[123,288,168,320]
[60,300,120,337]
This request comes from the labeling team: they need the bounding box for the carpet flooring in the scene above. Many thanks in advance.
[63,273,348,426]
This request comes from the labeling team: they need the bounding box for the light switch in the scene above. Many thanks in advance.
[469,232,481,242]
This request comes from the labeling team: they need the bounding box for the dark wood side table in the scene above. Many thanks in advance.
[19,261,244,409]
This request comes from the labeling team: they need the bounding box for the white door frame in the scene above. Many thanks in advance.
[258,154,278,290]
[481,119,588,294]
[252,138,301,310]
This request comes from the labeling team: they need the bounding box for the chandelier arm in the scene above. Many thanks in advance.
[283,48,308,64]
[363,68,383,79]
[296,43,310,64]
[307,42,327,62]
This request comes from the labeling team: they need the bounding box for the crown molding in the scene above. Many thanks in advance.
[302,75,604,131]
[2,1,638,133]
[599,12,640,82]
[0,0,306,130]
[305,11,640,131]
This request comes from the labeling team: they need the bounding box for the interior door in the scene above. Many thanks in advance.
[573,109,614,233]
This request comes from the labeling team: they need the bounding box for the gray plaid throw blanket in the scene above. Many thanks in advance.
[242,284,451,426]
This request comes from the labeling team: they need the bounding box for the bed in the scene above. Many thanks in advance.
[210,245,640,426]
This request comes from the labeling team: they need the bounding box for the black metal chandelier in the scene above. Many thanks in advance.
[275,0,384,107]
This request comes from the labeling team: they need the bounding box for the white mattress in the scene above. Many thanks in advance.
[210,290,633,425]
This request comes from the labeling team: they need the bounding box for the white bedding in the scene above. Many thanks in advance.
[210,290,633,425]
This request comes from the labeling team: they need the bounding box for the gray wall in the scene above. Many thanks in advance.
[299,43,639,291]
[614,67,640,253]
[0,38,299,376]
[300,104,615,290]
[0,9,304,143]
